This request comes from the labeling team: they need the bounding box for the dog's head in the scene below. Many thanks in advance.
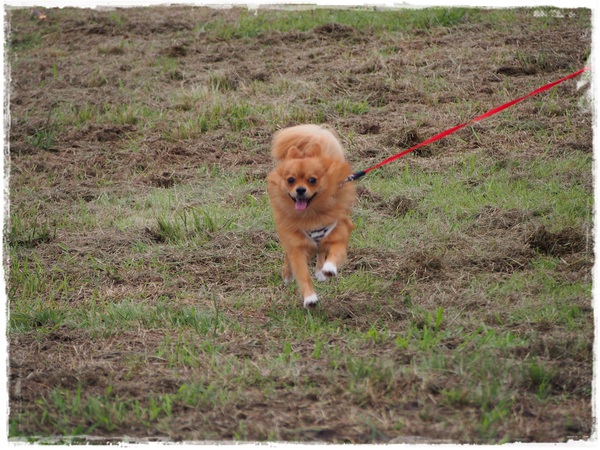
[268,143,351,213]
[278,147,325,212]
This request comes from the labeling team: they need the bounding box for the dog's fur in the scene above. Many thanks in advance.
[266,124,356,307]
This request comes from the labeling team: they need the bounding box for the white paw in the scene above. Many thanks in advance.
[322,262,337,277]
[303,294,319,308]
[315,270,328,282]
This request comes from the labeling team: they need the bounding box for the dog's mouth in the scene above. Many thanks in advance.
[290,193,317,211]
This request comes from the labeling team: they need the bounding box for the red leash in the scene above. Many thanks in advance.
[345,66,590,183]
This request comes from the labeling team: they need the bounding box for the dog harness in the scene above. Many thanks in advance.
[304,221,337,245]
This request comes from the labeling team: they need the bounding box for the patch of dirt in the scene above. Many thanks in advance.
[474,206,532,230]
[355,186,383,203]
[402,250,445,280]
[313,22,356,37]
[383,128,423,149]
[496,66,538,76]
[382,195,419,217]
[527,225,588,256]
[461,239,535,274]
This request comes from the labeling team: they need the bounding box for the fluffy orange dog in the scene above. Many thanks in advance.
[267,124,356,308]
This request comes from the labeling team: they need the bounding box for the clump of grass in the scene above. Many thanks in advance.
[156,207,236,244]
[22,385,177,437]
[209,70,239,92]
[333,98,370,116]
[7,214,57,248]
[57,102,159,129]
[526,360,556,399]
[168,114,221,139]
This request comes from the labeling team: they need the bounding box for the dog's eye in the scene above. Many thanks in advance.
[308,177,317,185]
[287,177,295,184]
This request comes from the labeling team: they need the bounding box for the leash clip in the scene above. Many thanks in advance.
[341,170,366,185]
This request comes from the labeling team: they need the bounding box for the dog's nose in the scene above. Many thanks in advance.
[295,187,307,196]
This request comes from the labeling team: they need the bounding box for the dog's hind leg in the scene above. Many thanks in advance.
[315,251,329,282]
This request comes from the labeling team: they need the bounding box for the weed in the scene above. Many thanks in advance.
[527,360,556,399]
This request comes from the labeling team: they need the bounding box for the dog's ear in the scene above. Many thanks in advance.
[284,142,321,160]
[303,142,321,158]
[287,146,303,159]
[272,141,303,161]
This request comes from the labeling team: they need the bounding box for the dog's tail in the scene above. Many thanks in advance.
[271,124,346,161]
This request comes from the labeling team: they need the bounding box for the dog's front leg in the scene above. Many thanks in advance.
[282,253,294,284]
[321,241,348,278]
[286,248,318,308]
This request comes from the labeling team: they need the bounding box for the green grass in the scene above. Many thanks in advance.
[57,102,160,129]
[194,7,589,39]
[9,145,592,439]
[18,385,178,436]
[9,147,592,437]
[352,151,591,248]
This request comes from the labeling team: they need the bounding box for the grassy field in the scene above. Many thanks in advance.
[5,5,594,444]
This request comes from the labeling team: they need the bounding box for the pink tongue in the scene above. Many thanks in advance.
[295,199,308,211]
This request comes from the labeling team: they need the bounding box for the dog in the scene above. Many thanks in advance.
[266,124,356,308]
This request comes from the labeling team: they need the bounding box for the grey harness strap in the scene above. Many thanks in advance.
[304,221,337,244]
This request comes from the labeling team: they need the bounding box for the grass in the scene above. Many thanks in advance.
[7,4,592,444]
[192,7,588,39]
[23,384,182,436]
[8,154,592,440]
